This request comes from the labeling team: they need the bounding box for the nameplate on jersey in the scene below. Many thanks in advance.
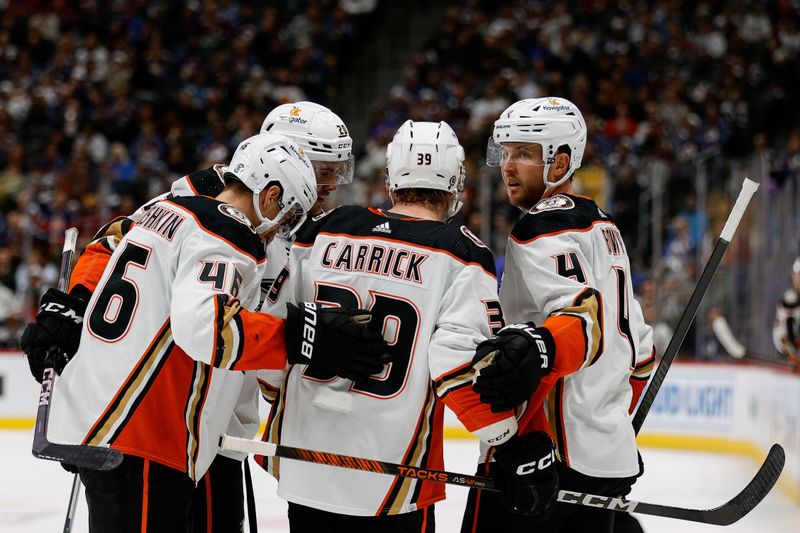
[320,241,428,284]
[137,204,185,241]
[530,194,575,214]
[218,204,256,233]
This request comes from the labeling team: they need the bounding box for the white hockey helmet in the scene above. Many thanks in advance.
[487,97,587,192]
[221,133,317,235]
[385,120,466,218]
[260,101,354,185]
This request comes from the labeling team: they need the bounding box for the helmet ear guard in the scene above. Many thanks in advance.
[385,120,466,218]
[221,133,317,235]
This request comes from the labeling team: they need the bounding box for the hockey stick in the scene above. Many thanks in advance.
[31,228,123,471]
[63,472,81,533]
[632,178,759,434]
[220,435,784,525]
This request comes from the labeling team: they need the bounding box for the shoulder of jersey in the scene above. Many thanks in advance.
[511,194,612,243]
[173,166,226,197]
[166,196,265,261]
[294,205,495,276]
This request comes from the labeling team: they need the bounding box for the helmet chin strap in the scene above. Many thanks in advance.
[446,194,462,220]
[251,189,280,235]
[539,156,575,200]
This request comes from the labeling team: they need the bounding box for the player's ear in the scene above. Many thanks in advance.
[550,152,571,181]
[259,184,283,218]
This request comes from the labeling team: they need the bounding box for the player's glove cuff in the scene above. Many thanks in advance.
[472,415,518,446]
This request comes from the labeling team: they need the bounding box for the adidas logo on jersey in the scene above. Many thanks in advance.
[372,222,391,234]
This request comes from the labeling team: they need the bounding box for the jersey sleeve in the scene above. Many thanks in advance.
[513,233,604,378]
[430,250,516,444]
[69,217,135,298]
[169,228,289,372]
[628,298,655,413]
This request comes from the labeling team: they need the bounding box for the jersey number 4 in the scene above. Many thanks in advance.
[303,282,419,399]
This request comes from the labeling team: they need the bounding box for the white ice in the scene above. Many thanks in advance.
[1,430,797,532]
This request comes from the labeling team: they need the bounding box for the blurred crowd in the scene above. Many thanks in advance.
[0,0,798,353]
[358,0,800,356]
[0,0,378,345]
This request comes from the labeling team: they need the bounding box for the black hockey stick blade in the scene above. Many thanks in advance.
[32,368,123,471]
[558,444,785,526]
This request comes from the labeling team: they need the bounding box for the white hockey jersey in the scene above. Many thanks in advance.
[50,196,290,481]
[259,206,514,516]
[66,167,260,465]
[493,194,654,478]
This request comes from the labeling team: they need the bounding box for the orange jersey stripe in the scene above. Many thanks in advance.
[542,314,592,377]
[141,459,150,533]
[164,200,266,264]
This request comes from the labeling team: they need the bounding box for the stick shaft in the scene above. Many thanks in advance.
[632,178,758,434]
[220,436,783,525]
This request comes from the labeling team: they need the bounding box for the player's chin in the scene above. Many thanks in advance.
[507,188,532,210]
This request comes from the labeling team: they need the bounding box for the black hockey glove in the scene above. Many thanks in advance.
[492,431,558,516]
[472,323,555,413]
[285,302,392,381]
[19,288,88,383]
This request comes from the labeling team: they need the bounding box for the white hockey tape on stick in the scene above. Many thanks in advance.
[720,178,759,242]
[220,435,277,456]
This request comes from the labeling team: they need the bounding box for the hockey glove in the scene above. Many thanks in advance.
[472,323,555,412]
[285,302,392,381]
[19,288,88,383]
[492,431,558,516]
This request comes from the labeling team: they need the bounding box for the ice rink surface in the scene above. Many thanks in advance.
[2,430,797,532]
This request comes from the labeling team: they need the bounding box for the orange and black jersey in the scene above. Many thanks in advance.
[496,193,654,478]
[50,195,287,481]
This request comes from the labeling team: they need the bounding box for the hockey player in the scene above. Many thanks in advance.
[462,97,655,532]
[773,256,800,361]
[259,101,355,312]
[32,134,389,531]
[258,120,522,531]
[20,101,359,531]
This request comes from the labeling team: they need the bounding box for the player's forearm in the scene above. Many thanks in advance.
[541,287,604,377]
[437,370,517,446]
[219,307,289,371]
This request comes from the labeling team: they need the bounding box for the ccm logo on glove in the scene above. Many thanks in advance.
[41,302,84,324]
[516,449,555,476]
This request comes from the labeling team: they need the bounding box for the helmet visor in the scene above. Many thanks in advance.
[312,157,355,186]
[486,138,548,168]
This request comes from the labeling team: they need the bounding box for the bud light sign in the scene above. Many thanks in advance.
[649,377,735,431]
